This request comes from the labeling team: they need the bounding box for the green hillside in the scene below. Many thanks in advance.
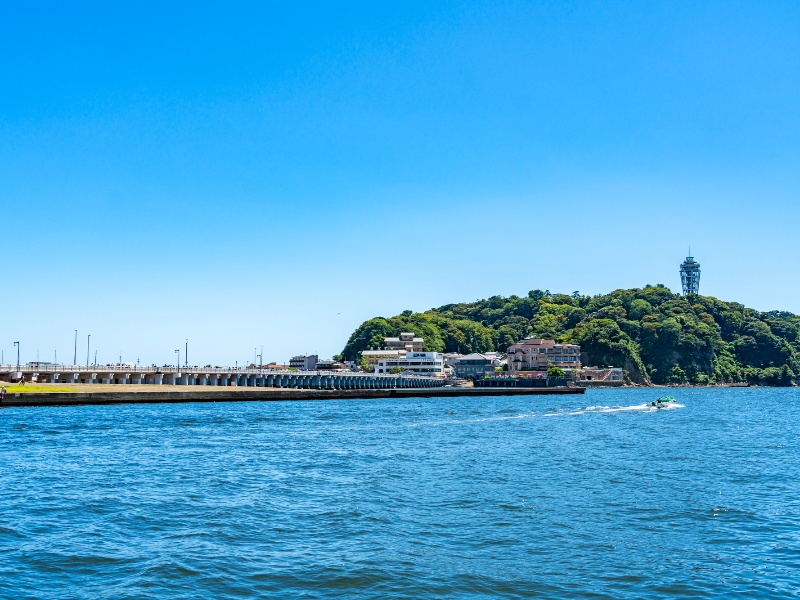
[339,286,800,386]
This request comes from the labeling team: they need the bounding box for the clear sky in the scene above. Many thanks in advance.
[2,1,799,366]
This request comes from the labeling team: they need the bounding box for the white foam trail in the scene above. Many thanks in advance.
[581,402,684,413]
[544,402,685,417]
[408,402,684,427]
[585,403,652,413]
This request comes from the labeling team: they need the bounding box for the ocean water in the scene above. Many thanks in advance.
[1,388,799,599]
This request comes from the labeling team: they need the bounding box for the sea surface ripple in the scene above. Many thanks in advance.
[1,388,799,598]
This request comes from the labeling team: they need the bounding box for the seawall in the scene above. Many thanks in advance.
[0,386,585,407]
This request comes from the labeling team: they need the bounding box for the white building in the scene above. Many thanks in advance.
[375,351,445,376]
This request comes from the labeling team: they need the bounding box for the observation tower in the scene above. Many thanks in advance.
[679,254,701,296]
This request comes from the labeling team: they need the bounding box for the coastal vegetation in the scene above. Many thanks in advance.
[339,286,800,386]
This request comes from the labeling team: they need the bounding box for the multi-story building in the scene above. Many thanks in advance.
[361,349,405,369]
[452,353,496,379]
[375,351,444,376]
[507,338,581,373]
[384,332,423,352]
[289,354,318,371]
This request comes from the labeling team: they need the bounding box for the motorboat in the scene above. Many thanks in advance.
[650,396,675,408]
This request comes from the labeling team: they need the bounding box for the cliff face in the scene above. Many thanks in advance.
[340,286,800,386]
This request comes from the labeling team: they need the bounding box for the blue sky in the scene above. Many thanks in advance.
[2,1,799,366]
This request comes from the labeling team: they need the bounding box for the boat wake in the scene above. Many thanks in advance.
[545,402,685,416]
[408,403,684,427]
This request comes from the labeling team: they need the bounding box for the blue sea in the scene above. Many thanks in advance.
[1,388,799,598]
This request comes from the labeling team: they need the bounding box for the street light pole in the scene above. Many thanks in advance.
[87,335,91,368]
[185,339,188,367]
[175,349,180,370]
[74,330,77,366]
[13,341,19,370]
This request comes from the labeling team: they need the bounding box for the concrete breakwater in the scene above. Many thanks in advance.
[0,386,585,407]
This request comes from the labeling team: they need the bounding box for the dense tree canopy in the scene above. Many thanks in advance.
[339,286,800,385]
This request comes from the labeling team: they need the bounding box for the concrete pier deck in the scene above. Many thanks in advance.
[0,385,585,407]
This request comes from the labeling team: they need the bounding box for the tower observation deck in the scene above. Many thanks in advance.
[680,255,701,295]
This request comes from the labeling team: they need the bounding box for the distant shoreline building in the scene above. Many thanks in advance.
[375,351,444,376]
[359,333,428,373]
[452,353,496,379]
[384,332,423,352]
[316,360,345,371]
[361,349,404,369]
[680,255,701,296]
[507,338,581,373]
[290,354,318,371]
